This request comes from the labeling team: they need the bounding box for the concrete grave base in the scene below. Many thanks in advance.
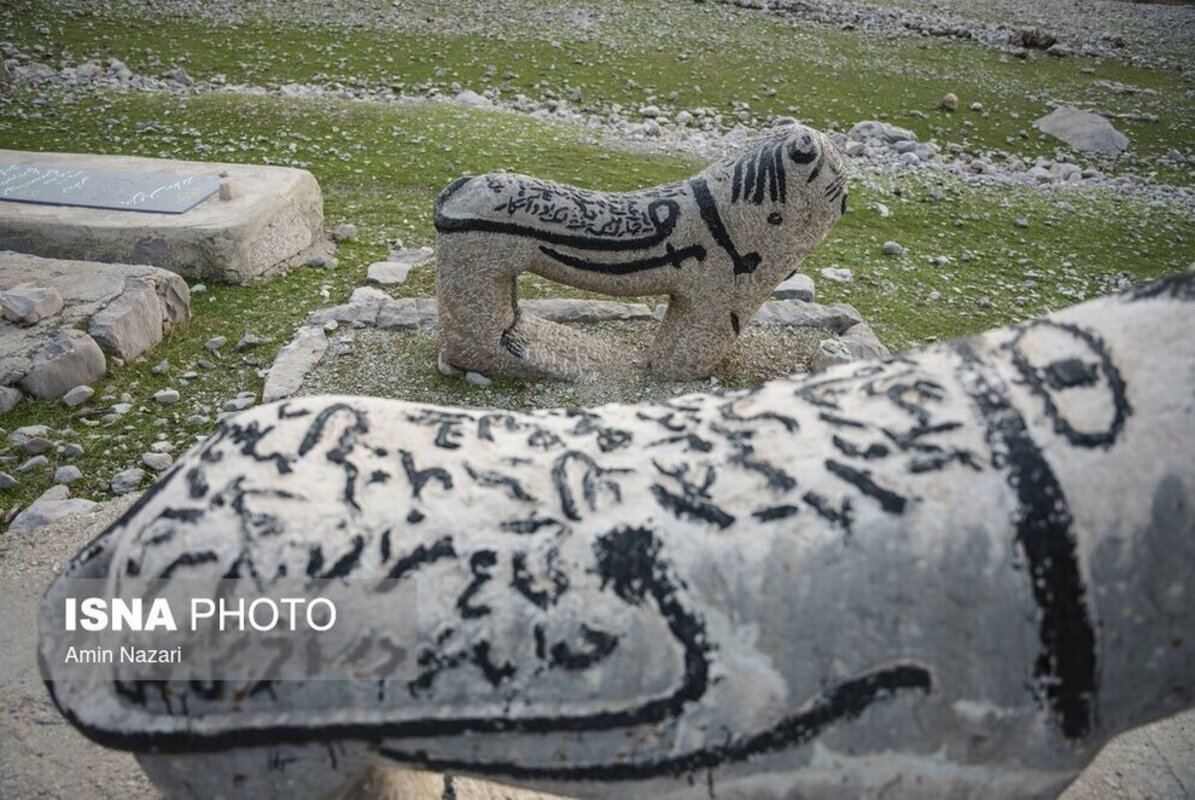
[0,150,324,284]
[0,251,190,400]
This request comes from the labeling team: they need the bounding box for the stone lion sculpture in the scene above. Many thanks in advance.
[39,271,1195,799]
[434,122,847,381]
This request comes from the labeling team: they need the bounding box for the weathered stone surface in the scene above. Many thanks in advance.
[61,384,94,407]
[376,298,439,331]
[262,325,328,402]
[0,385,21,412]
[54,464,82,484]
[838,320,891,361]
[0,252,190,393]
[812,337,852,370]
[771,272,815,302]
[366,248,434,286]
[0,150,324,284]
[88,277,164,360]
[109,468,144,494]
[19,330,105,399]
[0,283,63,325]
[1033,106,1130,155]
[750,299,863,331]
[436,124,846,381]
[39,271,1195,800]
[847,120,918,144]
[9,485,97,533]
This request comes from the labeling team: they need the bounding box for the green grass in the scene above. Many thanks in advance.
[0,2,1193,521]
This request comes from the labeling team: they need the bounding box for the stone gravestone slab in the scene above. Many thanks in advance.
[0,163,220,214]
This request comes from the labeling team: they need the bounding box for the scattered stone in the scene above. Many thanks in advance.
[812,339,853,371]
[454,90,492,108]
[0,386,22,413]
[883,241,906,256]
[772,273,816,302]
[1016,217,1030,228]
[111,402,132,415]
[262,326,328,402]
[639,104,661,118]
[154,388,181,405]
[18,455,49,473]
[1010,28,1057,50]
[19,330,106,400]
[847,120,918,144]
[54,465,82,484]
[820,267,853,283]
[367,262,413,285]
[223,395,256,411]
[970,102,984,112]
[9,425,49,446]
[1032,106,1129,155]
[152,360,171,374]
[307,255,337,270]
[23,437,54,455]
[88,277,165,360]
[205,335,228,352]
[236,333,267,350]
[871,202,891,218]
[0,283,64,325]
[938,92,959,112]
[110,468,145,494]
[8,485,97,533]
[62,443,84,459]
[0,472,15,490]
[332,223,358,242]
[142,452,173,472]
[61,385,93,407]
[190,283,208,295]
[466,371,493,387]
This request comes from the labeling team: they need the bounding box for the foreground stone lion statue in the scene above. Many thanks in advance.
[40,271,1195,799]
[434,122,846,380]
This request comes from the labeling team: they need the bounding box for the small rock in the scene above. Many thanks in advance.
[236,333,267,350]
[1032,106,1129,155]
[0,473,15,490]
[9,424,50,446]
[812,339,853,371]
[820,267,853,283]
[18,455,49,473]
[639,104,660,118]
[938,92,959,112]
[323,320,339,332]
[62,385,94,407]
[0,386,22,414]
[332,223,358,242]
[454,90,492,108]
[466,371,493,387]
[23,437,54,455]
[928,290,942,301]
[8,486,97,533]
[0,283,64,325]
[154,388,181,405]
[62,443,84,459]
[367,261,414,285]
[871,202,891,218]
[142,452,173,472]
[223,395,256,411]
[54,465,82,484]
[883,241,906,256]
[306,255,338,270]
[111,402,132,415]
[772,273,816,303]
[970,101,984,112]
[1016,217,1030,228]
[205,336,228,352]
[110,468,145,494]
[190,283,207,294]
[152,360,171,374]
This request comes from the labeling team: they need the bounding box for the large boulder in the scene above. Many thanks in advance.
[1033,106,1130,155]
[19,330,106,399]
[88,277,165,360]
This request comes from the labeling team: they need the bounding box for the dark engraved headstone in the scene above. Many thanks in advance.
[0,163,221,214]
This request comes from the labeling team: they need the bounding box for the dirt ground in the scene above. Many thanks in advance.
[2,499,1191,800]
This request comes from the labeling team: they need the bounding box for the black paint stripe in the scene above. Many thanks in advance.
[953,339,1096,739]
[824,459,907,514]
[434,201,679,252]
[539,242,706,275]
[377,665,930,781]
[689,178,761,275]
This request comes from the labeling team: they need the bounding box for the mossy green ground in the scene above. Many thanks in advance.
[0,1,1193,517]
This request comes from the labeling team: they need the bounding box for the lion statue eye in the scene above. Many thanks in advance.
[789,135,818,165]
[767,212,783,225]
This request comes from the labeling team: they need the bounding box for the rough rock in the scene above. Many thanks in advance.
[375,298,439,331]
[0,284,63,325]
[751,300,863,332]
[19,330,106,400]
[88,277,165,360]
[772,273,815,302]
[9,485,97,533]
[812,338,853,370]
[366,262,414,285]
[847,120,918,144]
[0,385,21,413]
[521,299,654,324]
[1033,106,1130,155]
[142,452,173,472]
[110,468,145,494]
[17,455,48,473]
[938,92,959,112]
[331,223,357,242]
[154,388,180,405]
[54,464,82,484]
[262,325,328,402]
[820,267,853,283]
[61,384,94,407]
[454,90,492,108]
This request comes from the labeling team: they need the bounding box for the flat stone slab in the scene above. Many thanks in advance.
[0,163,220,214]
[0,150,324,284]
[0,251,190,399]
